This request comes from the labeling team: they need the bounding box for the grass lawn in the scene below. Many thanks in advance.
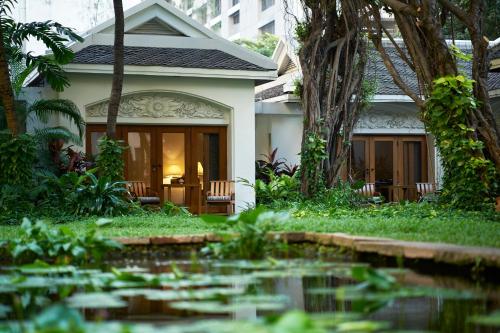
[0,205,498,248]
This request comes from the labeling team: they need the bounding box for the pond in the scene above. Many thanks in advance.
[1,244,499,333]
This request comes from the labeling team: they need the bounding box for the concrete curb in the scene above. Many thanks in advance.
[113,232,500,268]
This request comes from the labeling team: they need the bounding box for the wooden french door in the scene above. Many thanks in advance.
[350,135,429,201]
[86,125,227,213]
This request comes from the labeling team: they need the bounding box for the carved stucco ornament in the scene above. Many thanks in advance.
[355,109,424,129]
[86,93,226,119]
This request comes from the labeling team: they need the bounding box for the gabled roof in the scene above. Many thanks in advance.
[272,39,300,76]
[61,0,276,82]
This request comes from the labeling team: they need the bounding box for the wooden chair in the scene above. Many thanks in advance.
[416,183,437,202]
[355,183,383,204]
[205,180,235,215]
[127,181,161,206]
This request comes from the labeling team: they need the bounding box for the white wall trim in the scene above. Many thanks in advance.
[63,63,276,81]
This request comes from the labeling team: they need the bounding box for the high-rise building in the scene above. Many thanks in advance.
[171,0,300,40]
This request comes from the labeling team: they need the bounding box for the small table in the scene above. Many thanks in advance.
[162,183,202,215]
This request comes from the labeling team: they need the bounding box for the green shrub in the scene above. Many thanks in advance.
[325,180,365,207]
[96,136,127,181]
[0,134,36,186]
[241,173,300,206]
[4,218,122,264]
[201,207,289,259]
[73,172,133,217]
[162,201,191,216]
[0,185,36,225]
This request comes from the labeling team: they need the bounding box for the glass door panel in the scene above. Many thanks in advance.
[402,140,425,200]
[373,140,395,200]
[127,132,152,188]
[162,132,186,205]
[191,127,227,213]
[350,139,368,181]
[194,133,221,193]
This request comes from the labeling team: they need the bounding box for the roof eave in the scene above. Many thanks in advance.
[63,64,277,82]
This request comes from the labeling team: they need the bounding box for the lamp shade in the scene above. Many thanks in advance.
[166,164,182,176]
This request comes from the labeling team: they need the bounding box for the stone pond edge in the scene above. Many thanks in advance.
[114,232,500,268]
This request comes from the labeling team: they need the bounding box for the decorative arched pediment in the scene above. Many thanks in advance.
[86,91,227,120]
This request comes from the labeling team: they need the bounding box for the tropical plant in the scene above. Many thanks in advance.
[0,133,36,186]
[256,148,298,183]
[163,201,191,216]
[201,207,289,259]
[73,172,132,216]
[241,173,300,206]
[0,184,36,225]
[27,99,85,144]
[256,148,285,182]
[325,180,365,208]
[0,0,83,135]
[5,218,122,264]
[96,136,127,181]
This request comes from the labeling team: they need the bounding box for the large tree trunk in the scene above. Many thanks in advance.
[0,19,17,135]
[106,0,124,139]
[292,0,367,197]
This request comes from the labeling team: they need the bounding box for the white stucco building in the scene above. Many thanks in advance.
[255,39,500,201]
[25,0,277,212]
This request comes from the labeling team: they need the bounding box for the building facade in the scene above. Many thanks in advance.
[255,39,500,201]
[24,0,277,212]
[172,0,299,40]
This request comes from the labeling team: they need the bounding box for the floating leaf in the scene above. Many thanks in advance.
[67,292,127,309]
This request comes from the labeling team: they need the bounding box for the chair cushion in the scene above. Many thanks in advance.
[138,196,161,205]
[207,195,231,201]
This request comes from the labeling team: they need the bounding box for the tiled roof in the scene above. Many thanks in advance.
[255,84,285,101]
[489,72,500,90]
[71,45,269,71]
[256,46,500,99]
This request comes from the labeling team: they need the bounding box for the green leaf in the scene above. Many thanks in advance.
[95,218,113,227]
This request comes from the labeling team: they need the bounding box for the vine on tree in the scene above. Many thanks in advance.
[300,132,327,197]
[424,75,497,210]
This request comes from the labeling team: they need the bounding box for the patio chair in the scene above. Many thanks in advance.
[416,183,437,203]
[205,180,235,215]
[355,183,383,204]
[127,181,161,206]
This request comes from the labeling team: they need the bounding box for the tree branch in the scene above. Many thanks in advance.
[437,0,470,25]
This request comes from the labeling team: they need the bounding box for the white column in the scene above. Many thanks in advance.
[232,90,256,211]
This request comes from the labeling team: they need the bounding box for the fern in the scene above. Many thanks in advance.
[29,99,84,137]
[33,126,82,145]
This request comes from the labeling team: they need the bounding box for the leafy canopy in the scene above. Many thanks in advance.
[1,0,83,92]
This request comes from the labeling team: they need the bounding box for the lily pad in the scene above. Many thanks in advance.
[67,292,127,309]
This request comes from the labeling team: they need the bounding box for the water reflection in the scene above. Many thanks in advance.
[96,255,500,333]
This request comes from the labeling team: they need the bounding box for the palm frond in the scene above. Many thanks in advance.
[33,126,82,145]
[0,0,17,16]
[8,21,82,63]
[28,99,85,138]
